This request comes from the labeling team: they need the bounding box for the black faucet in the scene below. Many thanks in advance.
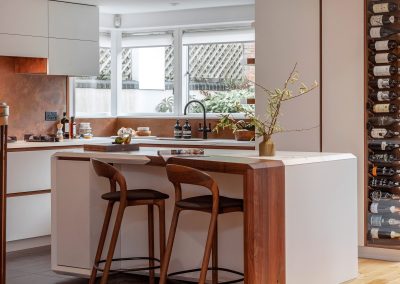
[183,100,211,139]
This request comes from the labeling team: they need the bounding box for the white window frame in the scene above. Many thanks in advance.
[71,27,254,119]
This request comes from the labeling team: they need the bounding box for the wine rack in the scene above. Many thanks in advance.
[366,0,400,248]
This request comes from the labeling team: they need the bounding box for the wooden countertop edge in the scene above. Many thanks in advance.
[7,143,255,152]
[57,154,284,175]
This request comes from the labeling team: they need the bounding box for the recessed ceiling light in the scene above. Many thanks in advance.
[170,2,180,6]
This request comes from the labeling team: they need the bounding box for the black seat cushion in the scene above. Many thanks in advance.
[176,195,243,211]
[102,189,169,201]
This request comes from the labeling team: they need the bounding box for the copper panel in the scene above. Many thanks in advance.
[117,118,235,139]
[14,58,47,74]
[0,57,66,140]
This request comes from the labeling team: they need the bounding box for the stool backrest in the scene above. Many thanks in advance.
[166,164,219,207]
[91,159,127,199]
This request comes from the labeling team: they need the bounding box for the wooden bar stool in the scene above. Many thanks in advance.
[159,164,244,284]
[89,159,169,284]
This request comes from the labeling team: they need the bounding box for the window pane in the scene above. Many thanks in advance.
[186,42,255,114]
[74,47,112,116]
[120,45,174,114]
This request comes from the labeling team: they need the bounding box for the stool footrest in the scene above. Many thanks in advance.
[94,256,160,273]
[168,267,244,284]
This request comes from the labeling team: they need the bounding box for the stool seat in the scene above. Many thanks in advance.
[101,189,169,201]
[176,195,243,211]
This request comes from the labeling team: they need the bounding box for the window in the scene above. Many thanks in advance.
[182,29,255,114]
[72,28,254,117]
[73,33,112,117]
[120,32,174,114]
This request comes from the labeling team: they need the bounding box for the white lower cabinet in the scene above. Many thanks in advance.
[7,194,51,242]
[7,149,79,244]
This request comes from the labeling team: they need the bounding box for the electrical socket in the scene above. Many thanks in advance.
[45,111,58,121]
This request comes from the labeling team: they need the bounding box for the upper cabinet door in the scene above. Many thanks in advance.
[0,0,48,37]
[49,1,99,42]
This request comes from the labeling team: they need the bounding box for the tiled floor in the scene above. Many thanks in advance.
[6,246,152,284]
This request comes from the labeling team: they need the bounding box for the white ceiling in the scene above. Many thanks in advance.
[73,0,254,14]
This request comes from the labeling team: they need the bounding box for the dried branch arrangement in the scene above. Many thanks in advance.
[215,63,319,141]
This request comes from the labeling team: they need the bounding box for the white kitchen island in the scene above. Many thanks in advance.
[51,148,358,284]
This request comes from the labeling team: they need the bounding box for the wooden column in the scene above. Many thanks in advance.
[244,163,285,283]
[0,104,9,284]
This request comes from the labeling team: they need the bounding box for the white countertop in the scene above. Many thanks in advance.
[7,137,255,149]
[53,147,355,166]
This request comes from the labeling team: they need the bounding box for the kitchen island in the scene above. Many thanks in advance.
[51,148,358,284]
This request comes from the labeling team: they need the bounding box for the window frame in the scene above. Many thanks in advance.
[71,27,255,119]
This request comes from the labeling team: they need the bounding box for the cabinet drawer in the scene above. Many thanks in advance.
[49,1,99,42]
[0,34,48,58]
[0,0,48,37]
[49,38,99,76]
[7,194,51,242]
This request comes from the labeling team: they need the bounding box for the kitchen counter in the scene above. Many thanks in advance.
[8,137,255,151]
[51,148,358,284]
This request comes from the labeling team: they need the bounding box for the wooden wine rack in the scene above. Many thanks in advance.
[365,0,400,249]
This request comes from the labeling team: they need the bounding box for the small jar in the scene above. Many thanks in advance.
[136,127,151,136]
[79,122,93,138]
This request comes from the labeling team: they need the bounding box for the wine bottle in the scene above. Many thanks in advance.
[368,116,400,127]
[370,15,398,26]
[60,112,70,139]
[370,214,400,227]
[370,201,400,214]
[370,190,400,201]
[369,228,400,239]
[182,120,192,139]
[370,40,399,51]
[174,120,182,138]
[370,165,400,176]
[369,141,400,151]
[369,52,398,64]
[370,177,400,189]
[370,27,400,38]
[369,90,398,101]
[369,153,400,163]
[369,78,397,89]
[369,2,398,14]
[367,102,398,113]
[370,128,400,138]
[369,65,398,77]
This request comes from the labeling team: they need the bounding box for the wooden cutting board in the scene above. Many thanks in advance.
[84,143,140,152]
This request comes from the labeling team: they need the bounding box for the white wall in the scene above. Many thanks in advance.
[255,0,321,152]
[321,0,364,246]
[100,5,254,31]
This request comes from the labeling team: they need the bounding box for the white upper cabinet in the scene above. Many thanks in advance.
[0,0,48,58]
[48,1,99,76]
[49,1,99,42]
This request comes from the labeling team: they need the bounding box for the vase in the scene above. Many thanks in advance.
[259,137,275,156]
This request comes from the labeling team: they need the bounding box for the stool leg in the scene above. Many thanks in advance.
[148,205,155,284]
[157,200,166,266]
[159,207,181,284]
[100,203,126,284]
[89,201,114,284]
[212,219,218,284]
[199,211,218,284]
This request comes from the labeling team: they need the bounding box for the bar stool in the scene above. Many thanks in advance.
[160,164,244,284]
[89,159,169,284]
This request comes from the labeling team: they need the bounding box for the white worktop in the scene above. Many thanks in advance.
[53,147,355,166]
[7,137,255,149]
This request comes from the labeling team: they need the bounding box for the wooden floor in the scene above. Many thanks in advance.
[7,246,400,283]
[345,258,400,284]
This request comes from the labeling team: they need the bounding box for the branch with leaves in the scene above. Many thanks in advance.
[214,63,319,140]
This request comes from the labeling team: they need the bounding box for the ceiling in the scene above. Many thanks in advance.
[73,0,254,14]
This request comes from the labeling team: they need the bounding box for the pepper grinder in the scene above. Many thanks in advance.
[56,122,64,142]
